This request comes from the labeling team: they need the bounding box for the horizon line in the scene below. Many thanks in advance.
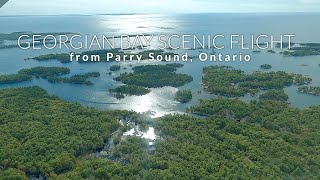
[1,11,320,17]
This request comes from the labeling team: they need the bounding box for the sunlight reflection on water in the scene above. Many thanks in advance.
[123,127,157,140]
[112,86,183,118]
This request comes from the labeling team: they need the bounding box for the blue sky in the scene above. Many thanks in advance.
[0,0,320,15]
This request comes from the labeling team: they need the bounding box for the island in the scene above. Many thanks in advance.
[109,85,150,98]
[260,64,272,70]
[0,67,101,86]
[202,66,312,97]
[281,43,320,57]
[175,90,192,103]
[47,72,100,85]
[267,50,276,53]
[298,86,320,96]
[114,64,193,88]
[32,53,71,63]
[0,74,32,84]
[18,66,70,78]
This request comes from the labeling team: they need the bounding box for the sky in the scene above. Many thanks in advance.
[0,0,320,15]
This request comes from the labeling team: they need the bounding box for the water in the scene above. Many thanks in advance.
[1,13,320,118]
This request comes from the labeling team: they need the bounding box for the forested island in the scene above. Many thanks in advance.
[202,66,312,97]
[0,67,70,84]
[175,90,193,103]
[18,66,70,78]
[0,67,100,85]
[281,43,320,57]
[109,85,150,98]
[114,64,193,88]
[31,53,71,63]
[0,74,32,84]
[47,72,100,85]
[260,64,272,70]
[298,86,320,96]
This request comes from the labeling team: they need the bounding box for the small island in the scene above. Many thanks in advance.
[110,65,121,71]
[267,50,276,53]
[259,89,289,101]
[260,64,272,70]
[298,86,320,96]
[109,85,150,98]
[175,90,192,103]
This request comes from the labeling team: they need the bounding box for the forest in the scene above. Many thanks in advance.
[57,96,320,179]
[259,89,289,101]
[175,90,193,103]
[0,86,136,179]
[114,64,193,88]
[1,84,320,179]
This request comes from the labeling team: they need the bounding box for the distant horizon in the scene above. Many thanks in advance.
[1,0,320,15]
[1,11,320,17]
